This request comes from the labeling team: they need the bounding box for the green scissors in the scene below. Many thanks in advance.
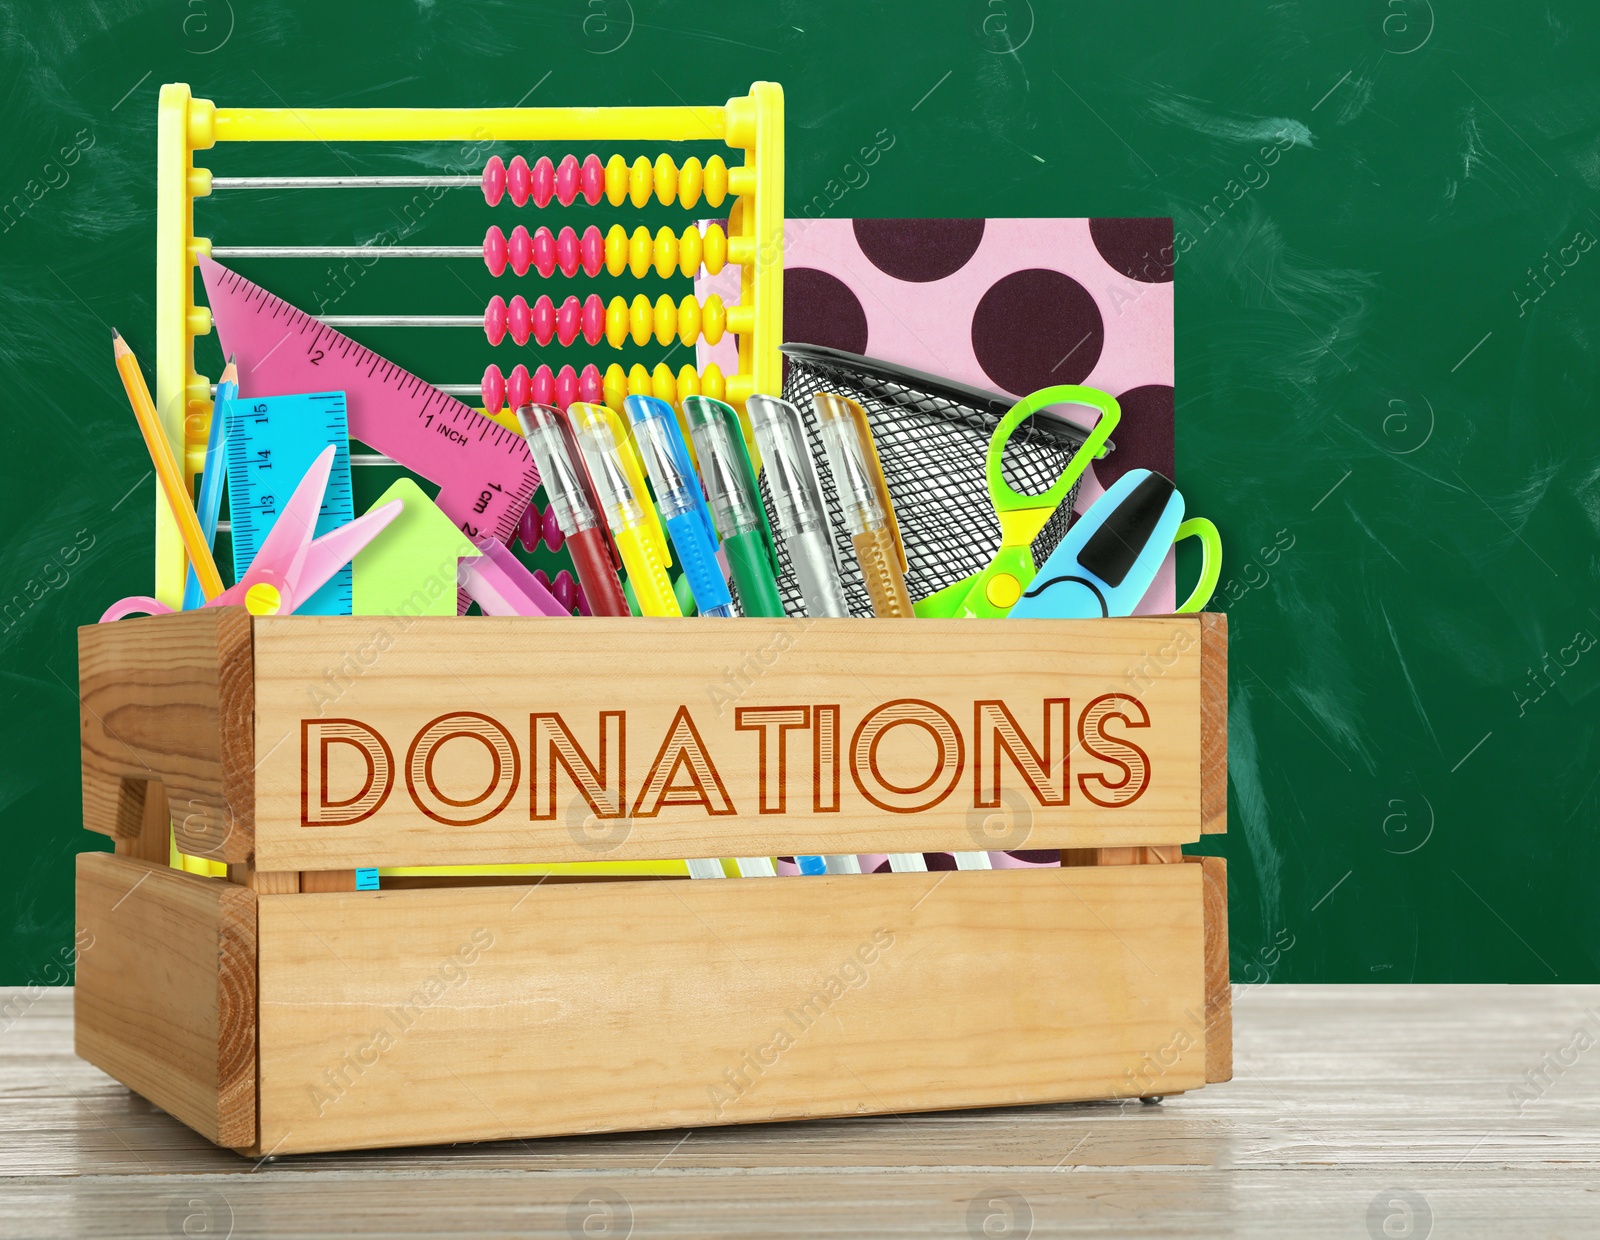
[915,384,1121,619]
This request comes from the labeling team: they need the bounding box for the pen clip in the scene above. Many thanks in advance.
[649,398,721,553]
[703,397,782,579]
[841,397,907,574]
[606,405,673,567]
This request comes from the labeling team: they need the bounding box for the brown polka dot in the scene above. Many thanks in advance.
[971,268,1104,392]
[852,218,986,282]
[1089,218,1174,283]
[783,267,869,355]
[923,852,958,871]
[1004,850,1061,865]
[1097,385,1175,487]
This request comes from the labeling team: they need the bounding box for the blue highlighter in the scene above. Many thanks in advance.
[1009,469,1220,618]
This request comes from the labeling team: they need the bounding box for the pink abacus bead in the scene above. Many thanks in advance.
[518,503,541,553]
[581,154,604,205]
[581,295,605,347]
[579,364,603,405]
[531,156,555,208]
[508,225,532,277]
[575,583,591,617]
[542,506,565,553]
[580,225,604,277]
[481,364,506,414]
[532,226,555,278]
[507,155,531,208]
[508,295,532,347]
[555,154,579,206]
[483,227,507,277]
[556,226,579,278]
[551,569,576,611]
[554,364,579,411]
[485,296,508,346]
[507,363,532,410]
[482,156,505,206]
[532,364,555,407]
[531,295,554,347]
[556,296,581,347]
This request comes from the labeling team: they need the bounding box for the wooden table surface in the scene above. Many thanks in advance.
[1,985,1596,1237]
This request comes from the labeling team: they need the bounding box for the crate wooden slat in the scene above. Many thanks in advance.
[250,614,1217,870]
[73,853,256,1147]
[257,865,1206,1155]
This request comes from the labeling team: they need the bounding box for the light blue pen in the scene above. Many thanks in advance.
[623,395,735,617]
[183,356,237,610]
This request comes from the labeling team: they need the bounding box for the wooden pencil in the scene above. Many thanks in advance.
[111,329,225,601]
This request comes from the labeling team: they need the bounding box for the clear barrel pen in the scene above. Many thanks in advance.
[746,394,849,618]
[624,394,735,618]
[514,403,631,617]
[811,393,914,619]
[683,395,785,618]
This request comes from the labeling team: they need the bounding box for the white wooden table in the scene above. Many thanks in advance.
[1,985,1596,1237]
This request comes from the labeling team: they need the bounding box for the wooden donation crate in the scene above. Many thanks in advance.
[75,608,1229,1155]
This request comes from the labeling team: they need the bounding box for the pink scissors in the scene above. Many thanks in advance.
[101,445,402,622]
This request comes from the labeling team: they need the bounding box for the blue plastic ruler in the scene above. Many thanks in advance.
[226,390,354,615]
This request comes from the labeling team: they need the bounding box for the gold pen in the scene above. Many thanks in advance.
[812,393,913,618]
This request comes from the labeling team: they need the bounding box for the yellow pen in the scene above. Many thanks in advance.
[812,393,914,618]
[566,402,680,617]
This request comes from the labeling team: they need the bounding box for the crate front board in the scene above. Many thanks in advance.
[76,609,1229,1154]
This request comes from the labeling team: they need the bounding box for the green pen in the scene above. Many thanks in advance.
[682,395,785,617]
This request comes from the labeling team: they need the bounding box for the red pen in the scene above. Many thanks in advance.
[514,403,632,617]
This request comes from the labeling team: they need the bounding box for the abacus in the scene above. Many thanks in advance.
[153,81,782,606]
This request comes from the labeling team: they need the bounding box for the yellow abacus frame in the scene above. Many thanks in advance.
[153,81,784,609]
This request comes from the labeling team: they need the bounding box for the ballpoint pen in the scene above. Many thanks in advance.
[745,394,849,618]
[515,403,631,617]
[811,393,914,619]
[183,356,236,611]
[682,395,785,618]
[623,394,734,618]
[565,402,680,619]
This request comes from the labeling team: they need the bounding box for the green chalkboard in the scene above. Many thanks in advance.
[1,0,1595,986]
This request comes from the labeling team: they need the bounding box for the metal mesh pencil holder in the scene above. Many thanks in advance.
[771,343,1105,618]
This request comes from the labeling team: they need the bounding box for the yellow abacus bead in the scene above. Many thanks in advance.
[629,294,653,347]
[605,296,631,349]
[603,363,628,413]
[653,294,677,346]
[628,226,652,279]
[627,363,652,399]
[605,154,629,207]
[701,295,726,346]
[702,363,726,402]
[677,364,701,403]
[678,157,703,209]
[605,224,629,277]
[704,155,728,208]
[702,224,727,274]
[676,294,700,347]
[654,154,677,206]
[652,363,677,404]
[678,226,702,278]
[655,226,678,279]
[629,156,652,209]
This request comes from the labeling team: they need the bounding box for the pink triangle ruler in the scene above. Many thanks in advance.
[199,256,539,560]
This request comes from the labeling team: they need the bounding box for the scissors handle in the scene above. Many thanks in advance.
[986,385,1121,516]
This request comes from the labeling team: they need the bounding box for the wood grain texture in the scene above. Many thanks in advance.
[79,608,254,863]
[114,778,171,865]
[14,984,1600,1235]
[1199,611,1228,834]
[227,863,299,894]
[252,616,1208,870]
[73,853,256,1148]
[1063,845,1185,865]
[1198,855,1232,1083]
[256,866,1205,1154]
[299,870,358,892]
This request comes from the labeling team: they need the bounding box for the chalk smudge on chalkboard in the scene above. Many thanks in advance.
[1147,92,1314,150]
[1380,601,1443,754]
[1225,684,1283,936]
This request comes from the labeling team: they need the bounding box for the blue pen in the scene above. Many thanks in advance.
[183,356,237,610]
[623,395,735,617]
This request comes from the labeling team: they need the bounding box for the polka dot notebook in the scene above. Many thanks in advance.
[697,217,1177,615]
